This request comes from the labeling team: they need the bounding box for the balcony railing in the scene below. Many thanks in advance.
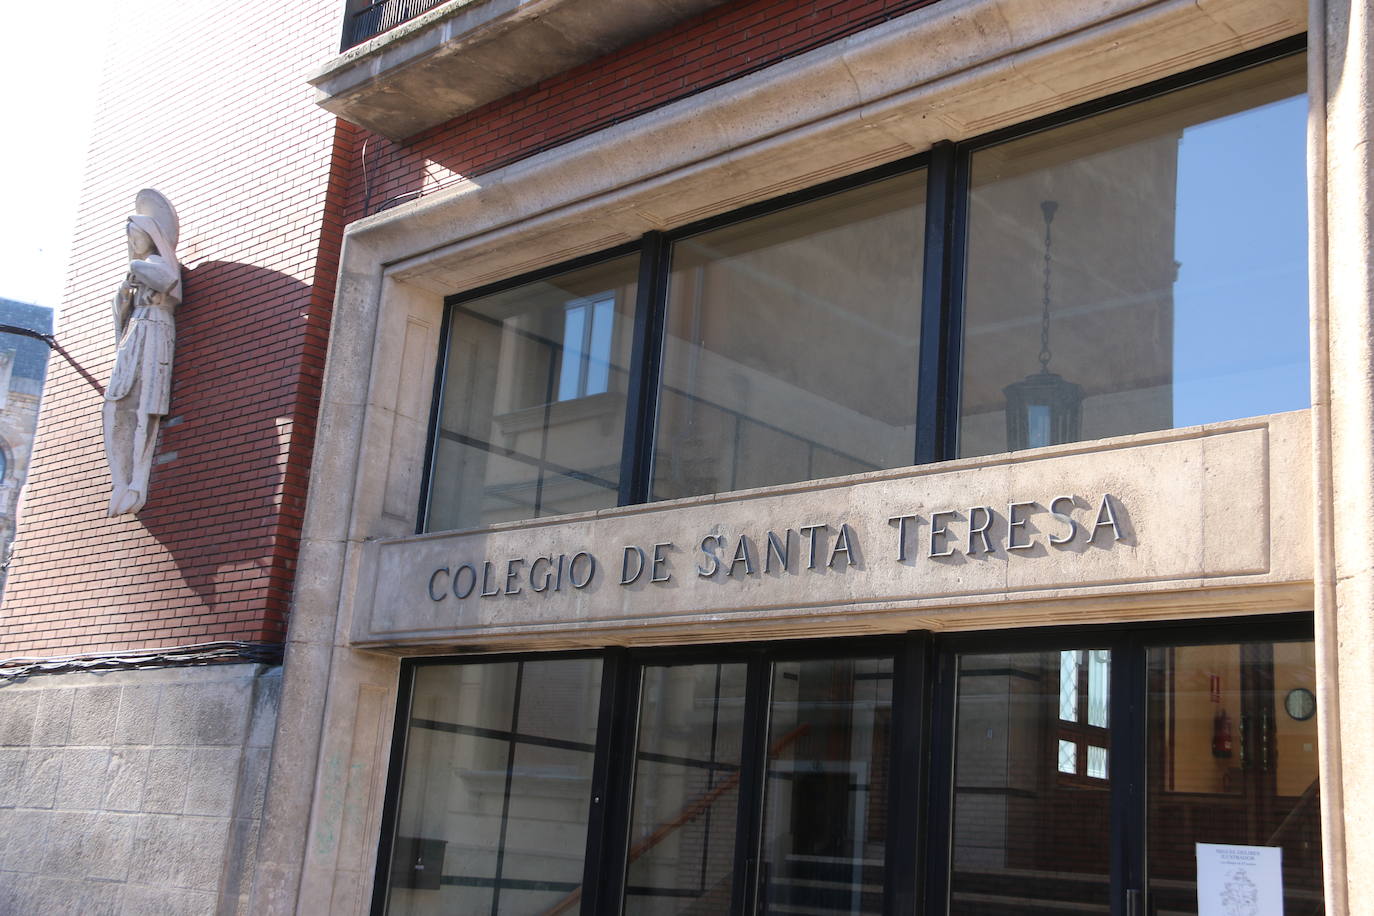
[343,0,446,49]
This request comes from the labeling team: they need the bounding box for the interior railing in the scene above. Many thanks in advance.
[541,723,812,915]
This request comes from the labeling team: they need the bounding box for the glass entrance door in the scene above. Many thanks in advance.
[618,649,899,916]
[757,656,894,914]
[940,625,1323,916]
[373,621,1322,916]
[1146,640,1323,914]
[621,662,747,913]
[948,647,1114,913]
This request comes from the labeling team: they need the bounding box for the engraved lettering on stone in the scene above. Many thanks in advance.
[929,511,957,558]
[967,506,995,555]
[568,551,596,588]
[420,494,1131,601]
[621,545,646,585]
[799,524,827,569]
[504,558,524,595]
[828,523,855,568]
[453,563,477,599]
[1048,495,1079,545]
[428,567,449,601]
[765,529,791,573]
[530,556,553,592]
[889,514,918,561]
[480,560,500,597]
[728,535,756,577]
[1007,501,1037,551]
[650,543,672,582]
[697,535,722,577]
[1090,494,1125,543]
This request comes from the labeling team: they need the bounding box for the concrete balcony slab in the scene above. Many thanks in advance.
[311,0,731,139]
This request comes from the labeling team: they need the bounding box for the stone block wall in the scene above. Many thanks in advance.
[0,663,279,914]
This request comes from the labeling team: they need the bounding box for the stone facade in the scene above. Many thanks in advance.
[6,0,1374,913]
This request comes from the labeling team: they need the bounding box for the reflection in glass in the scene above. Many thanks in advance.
[384,659,603,916]
[950,650,1111,914]
[624,664,747,914]
[760,657,893,915]
[426,255,638,532]
[959,55,1307,458]
[652,173,926,501]
[1147,641,1324,914]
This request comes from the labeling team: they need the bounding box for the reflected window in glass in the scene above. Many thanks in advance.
[958,56,1307,458]
[652,172,926,501]
[425,255,638,532]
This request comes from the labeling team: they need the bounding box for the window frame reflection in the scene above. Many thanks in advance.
[418,40,1307,537]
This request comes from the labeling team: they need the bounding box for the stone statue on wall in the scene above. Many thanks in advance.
[104,189,182,517]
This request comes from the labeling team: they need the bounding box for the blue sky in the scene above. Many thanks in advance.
[1171,93,1309,425]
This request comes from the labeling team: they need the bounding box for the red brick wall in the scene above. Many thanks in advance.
[3,0,939,658]
[0,0,347,655]
[348,0,939,221]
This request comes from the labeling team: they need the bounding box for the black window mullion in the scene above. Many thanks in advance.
[915,140,958,465]
[414,303,455,534]
[939,143,972,462]
[885,632,932,915]
[920,642,958,916]
[489,661,527,914]
[1109,634,1146,916]
[618,231,671,506]
[581,649,635,915]
[370,663,419,916]
[730,654,773,916]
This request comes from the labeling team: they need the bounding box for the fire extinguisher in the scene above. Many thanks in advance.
[1212,708,1234,759]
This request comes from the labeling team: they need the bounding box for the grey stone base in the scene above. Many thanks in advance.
[0,662,281,915]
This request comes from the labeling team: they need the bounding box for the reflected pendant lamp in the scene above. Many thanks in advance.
[1004,200,1083,451]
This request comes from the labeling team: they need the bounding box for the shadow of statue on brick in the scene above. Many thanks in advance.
[137,258,321,639]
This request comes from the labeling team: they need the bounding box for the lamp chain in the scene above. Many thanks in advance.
[1039,199,1059,372]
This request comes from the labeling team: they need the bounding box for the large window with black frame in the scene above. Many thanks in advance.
[420,40,1307,535]
[373,618,1322,915]
[391,36,1319,916]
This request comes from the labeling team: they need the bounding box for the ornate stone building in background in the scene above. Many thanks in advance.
[0,299,52,596]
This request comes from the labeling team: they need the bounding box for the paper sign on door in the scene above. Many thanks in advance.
[1196,843,1284,916]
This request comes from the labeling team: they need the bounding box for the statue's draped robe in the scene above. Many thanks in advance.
[105,210,181,515]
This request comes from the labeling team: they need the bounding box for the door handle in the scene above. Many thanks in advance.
[1261,709,1272,772]
[1127,888,1143,916]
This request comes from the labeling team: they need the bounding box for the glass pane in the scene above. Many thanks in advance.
[1058,739,1077,775]
[426,255,638,531]
[1147,641,1323,914]
[652,172,926,500]
[951,650,1111,914]
[1087,745,1109,781]
[557,303,588,400]
[1059,649,1080,722]
[587,297,615,395]
[958,55,1307,458]
[760,656,893,915]
[384,659,603,916]
[1087,650,1110,729]
[624,663,747,914]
